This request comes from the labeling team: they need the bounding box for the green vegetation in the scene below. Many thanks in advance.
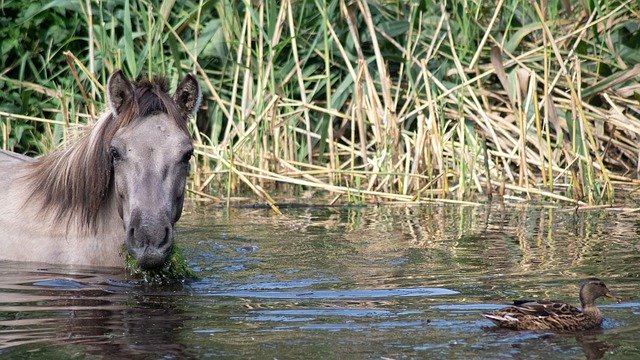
[121,244,198,282]
[1,0,639,206]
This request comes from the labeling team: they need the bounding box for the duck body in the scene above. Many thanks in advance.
[483,278,617,331]
[483,299,603,331]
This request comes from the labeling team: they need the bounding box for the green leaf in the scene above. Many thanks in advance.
[378,20,409,37]
[505,22,543,53]
[185,18,226,58]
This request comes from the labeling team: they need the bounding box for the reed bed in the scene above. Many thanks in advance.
[1,0,639,207]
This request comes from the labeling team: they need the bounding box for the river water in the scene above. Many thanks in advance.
[1,204,639,358]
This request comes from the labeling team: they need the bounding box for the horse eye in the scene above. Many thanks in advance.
[180,149,193,164]
[110,147,121,161]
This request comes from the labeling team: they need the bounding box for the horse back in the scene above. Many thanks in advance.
[0,150,33,163]
[0,150,32,192]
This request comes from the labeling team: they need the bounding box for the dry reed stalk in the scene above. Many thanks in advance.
[534,3,614,200]
[161,16,231,120]
[0,111,66,126]
[467,0,505,70]
[314,1,337,179]
[212,152,282,214]
[285,0,313,165]
[222,9,249,147]
[187,188,222,202]
[85,0,96,107]
[231,161,418,202]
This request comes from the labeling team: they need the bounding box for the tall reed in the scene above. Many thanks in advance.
[1,0,639,206]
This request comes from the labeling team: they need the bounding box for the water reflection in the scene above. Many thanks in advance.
[0,204,639,358]
[0,268,190,358]
[575,332,611,360]
[187,204,640,284]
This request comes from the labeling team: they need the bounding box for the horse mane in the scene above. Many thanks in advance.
[25,75,189,233]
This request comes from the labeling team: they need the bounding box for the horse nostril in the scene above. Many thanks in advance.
[158,227,171,249]
[127,227,138,246]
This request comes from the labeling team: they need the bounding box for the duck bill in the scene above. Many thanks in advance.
[605,291,622,303]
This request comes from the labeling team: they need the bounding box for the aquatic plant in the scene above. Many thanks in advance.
[121,244,197,283]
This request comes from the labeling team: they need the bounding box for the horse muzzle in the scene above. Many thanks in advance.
[125,209,174,270]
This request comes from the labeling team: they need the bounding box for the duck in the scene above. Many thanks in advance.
[482,278,619,331]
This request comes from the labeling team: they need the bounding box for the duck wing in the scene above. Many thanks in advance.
[511,299,582,317]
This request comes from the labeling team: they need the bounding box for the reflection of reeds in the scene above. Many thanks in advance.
[2,1,639,205]
[194,204,638,279]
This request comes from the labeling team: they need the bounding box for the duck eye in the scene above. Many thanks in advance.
[110,147,121,161]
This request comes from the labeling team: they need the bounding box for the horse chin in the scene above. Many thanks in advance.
[135,249,171,270]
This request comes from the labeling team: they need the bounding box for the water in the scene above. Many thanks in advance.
[1,204,639,359]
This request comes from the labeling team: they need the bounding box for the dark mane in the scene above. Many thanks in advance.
[25,76,189,232]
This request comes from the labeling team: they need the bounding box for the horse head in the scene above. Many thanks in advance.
[106,71,200,269]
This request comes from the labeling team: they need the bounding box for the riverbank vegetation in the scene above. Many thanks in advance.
[1,0,639,207]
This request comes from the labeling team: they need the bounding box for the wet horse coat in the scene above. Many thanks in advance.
[0,71,201,269]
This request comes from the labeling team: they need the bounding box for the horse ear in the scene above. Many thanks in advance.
[107,70,135,116]
[173,73,201,117]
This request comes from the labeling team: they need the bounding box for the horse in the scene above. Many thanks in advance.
[0,70,201,269]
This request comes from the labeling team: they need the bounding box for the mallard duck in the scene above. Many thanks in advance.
[482,278,619,331]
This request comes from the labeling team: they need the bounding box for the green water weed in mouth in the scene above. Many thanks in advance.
[120,244,197,283]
